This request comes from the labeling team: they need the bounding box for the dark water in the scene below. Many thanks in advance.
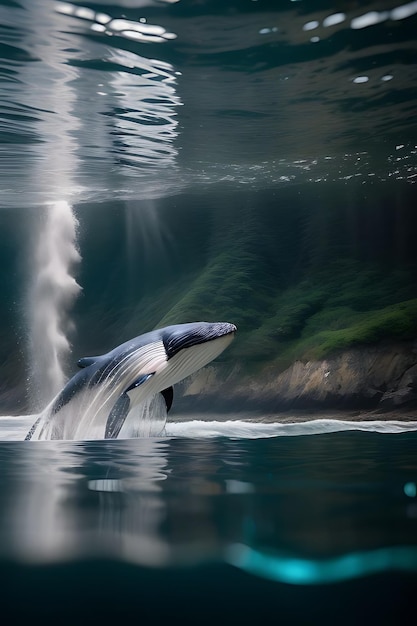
[0,430,417,623]
[1,0,417,622]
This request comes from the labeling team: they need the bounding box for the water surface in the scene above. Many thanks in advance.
[1,426,417,622]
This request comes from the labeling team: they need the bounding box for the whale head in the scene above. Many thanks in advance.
[159,320,237,374]
[26,321,236,441]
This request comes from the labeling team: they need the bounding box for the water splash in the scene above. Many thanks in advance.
[165,418,417,438]
[28,388,167,442]
[28,200,81,409]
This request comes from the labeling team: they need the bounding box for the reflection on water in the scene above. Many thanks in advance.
[0,431,416,583]
[1,0,416,209]
[5,438,170,563]
[0,0,183,207]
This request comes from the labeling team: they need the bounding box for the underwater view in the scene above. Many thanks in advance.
[1,0,417,622]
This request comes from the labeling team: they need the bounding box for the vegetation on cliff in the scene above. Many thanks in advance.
[73,183,417,374]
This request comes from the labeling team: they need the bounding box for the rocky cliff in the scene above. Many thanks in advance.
[175,340,417,415]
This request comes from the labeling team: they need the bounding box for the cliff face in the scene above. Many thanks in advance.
[175,341,417,414]
[2,185,417,417]
[66,184,417,423]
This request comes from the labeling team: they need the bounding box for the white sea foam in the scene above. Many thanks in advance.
[165,418,417,439]
[1,414,417,442]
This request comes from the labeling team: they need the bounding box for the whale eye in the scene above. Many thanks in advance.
[77,356,99,369]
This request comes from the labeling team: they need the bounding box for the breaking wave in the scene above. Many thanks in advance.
[1,414,417,442]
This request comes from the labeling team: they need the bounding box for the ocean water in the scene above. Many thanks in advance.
[1,418,417,623]
[1,0,417,623]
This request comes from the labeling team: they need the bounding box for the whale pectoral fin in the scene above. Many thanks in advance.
[77,356,99,369]
[105,393,131,439]
[105,373,156,439]
[25,416,42,441]
[161,386,174,412]
[125,372,155,393]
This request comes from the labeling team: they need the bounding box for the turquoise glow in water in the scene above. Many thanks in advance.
[227,544,417,584]
[404,481,417,497]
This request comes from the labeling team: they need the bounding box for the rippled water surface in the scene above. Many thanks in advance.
[1,0,416,208]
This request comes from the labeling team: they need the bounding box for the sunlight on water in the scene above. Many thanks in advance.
[56,1,178,42]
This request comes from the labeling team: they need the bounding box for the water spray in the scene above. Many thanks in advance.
[28,200,81,410]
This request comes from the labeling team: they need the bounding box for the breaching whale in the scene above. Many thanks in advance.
[26,321,236,441]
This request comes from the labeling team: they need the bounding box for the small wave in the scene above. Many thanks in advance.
[165,418,417,439]
[0,415,38,441]
[2,415,417,442]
